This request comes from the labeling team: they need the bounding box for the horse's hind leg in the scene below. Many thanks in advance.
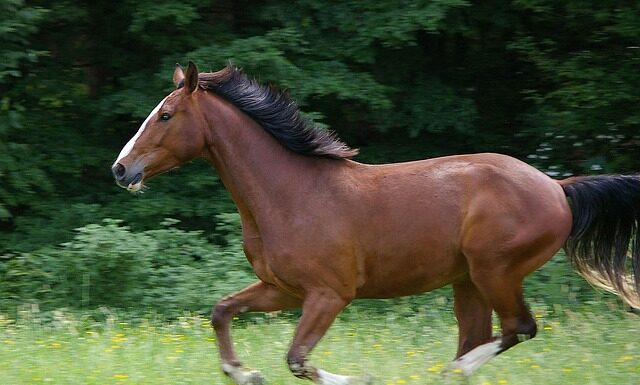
[211,281,302,385]
[450,273,537,376]
[452,279,493,358]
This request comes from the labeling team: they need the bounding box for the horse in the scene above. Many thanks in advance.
[112,61,640,385]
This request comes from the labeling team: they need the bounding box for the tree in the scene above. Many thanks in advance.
[0,1,49,223]
[510,1,640,174]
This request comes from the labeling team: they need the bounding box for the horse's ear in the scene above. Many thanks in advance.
[184,61,199,95]
[173,63,184,89]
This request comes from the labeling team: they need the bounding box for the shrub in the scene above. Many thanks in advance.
[0,216,256,317]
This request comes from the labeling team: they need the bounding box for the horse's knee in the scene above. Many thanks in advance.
[211,302,231,330]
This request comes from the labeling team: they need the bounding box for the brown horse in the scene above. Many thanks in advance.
[112,62,640,385]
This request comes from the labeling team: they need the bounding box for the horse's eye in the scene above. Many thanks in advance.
[160,112,171,122]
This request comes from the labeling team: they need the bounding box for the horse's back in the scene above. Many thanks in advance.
[350,152,569,243]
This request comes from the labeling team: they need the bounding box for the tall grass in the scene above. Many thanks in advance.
[1,304,638,385]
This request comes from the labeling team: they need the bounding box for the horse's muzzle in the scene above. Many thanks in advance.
[112,162,143,191]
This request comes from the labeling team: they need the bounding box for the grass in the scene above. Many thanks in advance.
[0,304,639,385]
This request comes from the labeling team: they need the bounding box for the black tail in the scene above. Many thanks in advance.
[561,175,640,308]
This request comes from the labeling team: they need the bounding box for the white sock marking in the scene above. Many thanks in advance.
[114,96,168,165]
[451,338,503,375]
[317,369,352,385]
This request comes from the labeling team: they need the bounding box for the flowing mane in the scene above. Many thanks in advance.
[196,66,358,159]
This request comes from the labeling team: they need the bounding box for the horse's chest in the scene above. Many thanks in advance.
[242,237,309,297]
[242,236,270,278]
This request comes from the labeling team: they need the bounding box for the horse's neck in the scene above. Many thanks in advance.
[199,93,316,227]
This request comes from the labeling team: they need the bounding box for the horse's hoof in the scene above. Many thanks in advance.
[241,370,265,385]
[222,364,265,385]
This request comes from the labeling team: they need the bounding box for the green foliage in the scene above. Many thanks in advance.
[56,220,156,308]
[0,217,255,316]
[0,0,46,81]
[399,77,477,137]
[0,1,49,220]
[510,1,640,174]
[129,2,199,35]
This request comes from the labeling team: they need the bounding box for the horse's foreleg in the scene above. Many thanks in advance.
[286,291,365,385]
[211,281,301,385]
[452,279,493,358]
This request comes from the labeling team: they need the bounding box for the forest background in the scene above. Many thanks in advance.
[2,0,640,316]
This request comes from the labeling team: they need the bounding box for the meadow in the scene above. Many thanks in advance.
[1,301,638,385]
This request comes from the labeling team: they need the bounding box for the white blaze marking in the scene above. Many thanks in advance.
[450,338,503,376]
[114,96,168,165]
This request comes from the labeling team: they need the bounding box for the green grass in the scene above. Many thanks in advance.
[0,306,639,385]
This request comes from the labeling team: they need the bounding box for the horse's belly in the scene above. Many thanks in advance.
[354,250,467,298]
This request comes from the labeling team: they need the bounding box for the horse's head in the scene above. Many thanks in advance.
[111,62,206,192]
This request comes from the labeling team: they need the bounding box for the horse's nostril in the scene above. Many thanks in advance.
[113,163,126,179]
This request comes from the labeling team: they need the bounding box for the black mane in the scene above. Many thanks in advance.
[197,66,358,159]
